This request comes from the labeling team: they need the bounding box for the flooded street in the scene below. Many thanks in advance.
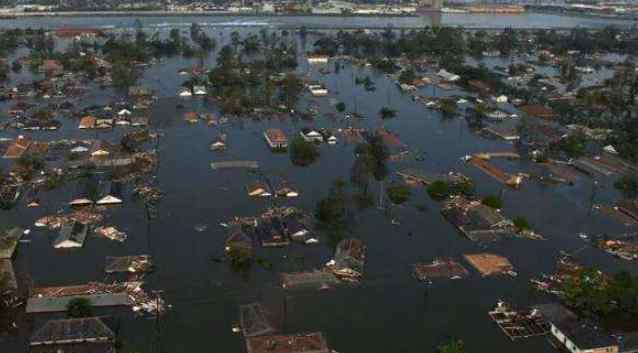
[0,15,636,353]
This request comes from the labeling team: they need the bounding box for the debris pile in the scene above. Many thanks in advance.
[95,226,127,242]
[35,209,104,230]
[133,184,163,204]
[325,239,366,282]
[105,255,153,273]
[488,301,550,340]
[531,256,583,295]
[31,281,165,315]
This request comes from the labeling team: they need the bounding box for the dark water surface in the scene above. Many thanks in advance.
[0,19,635,353]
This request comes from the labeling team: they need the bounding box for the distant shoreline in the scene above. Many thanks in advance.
[0,10,426,19]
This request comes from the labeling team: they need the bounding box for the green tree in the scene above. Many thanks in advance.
[614,174,638,199]
[281,73,304,109]
[398,67,416,84]
[436,339,466,353]
[290,136,319,166]
[66,298,94,318]
[379,107,397,119]
[481,195,503,209]
[336,102,346,112]
[112,60,138,90]
[386,184,411,204]
[227,247,252,272]
[427,180,450,201]
[513,217,530,231]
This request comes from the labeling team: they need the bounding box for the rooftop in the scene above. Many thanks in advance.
[535,303,617,350]
[240,303,277,337]
[519,104,556,120]
[30,317,114,346]
[246,332,330,353]
[0,227,24,259]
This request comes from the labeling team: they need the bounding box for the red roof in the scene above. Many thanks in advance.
[519,104,556,120]
[265,128,287,143]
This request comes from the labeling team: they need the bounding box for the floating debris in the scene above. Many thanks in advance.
[35,209,104,230]
[194,224,208,232]
[488,300,550,340]
[105,255,153,274]
[325,239,366,282]
[95,226,127,242]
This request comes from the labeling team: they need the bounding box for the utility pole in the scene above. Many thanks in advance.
[151,290,164,353]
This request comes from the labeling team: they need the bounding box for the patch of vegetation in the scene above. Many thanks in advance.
[66,297,94,318]
[513,216,530,231]
[557,132,587,158]
[436,339,466,353]
[427,179,474,201]
[427,180,450,201]
[289,136,320,166]
[386,184,411,205]
[255,258,273,270]
[227,247,252,272]
[335,102,346,112]
[398,67,416,84]
[562,269,638,325]
[379,106,397,119]
[614,174,638,199]
[481,195,503,209]
[315,180,349,248]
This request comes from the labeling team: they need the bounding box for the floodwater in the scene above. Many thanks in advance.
[0,16,636,353]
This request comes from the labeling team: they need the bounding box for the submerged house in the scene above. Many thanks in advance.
[225,228,253,253]
[300,128,324,143]
[283,216,309,240]
[328,238,366,279]
[90,140,113,158]
[69,177,98,206]
[3,135,32,159]
[53,222,88,249]
[193,85,207,95]
[257,218,290,247]
[78,115,97,129]
[467,204,510,229]
[535,303,619,353]
[240,303,277,338]
[30,317,115,353]
[96,180,123,206]
[245,332,331,353]
[184,112,199,123]
[264,128,288,150]
[247,183,272,198]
